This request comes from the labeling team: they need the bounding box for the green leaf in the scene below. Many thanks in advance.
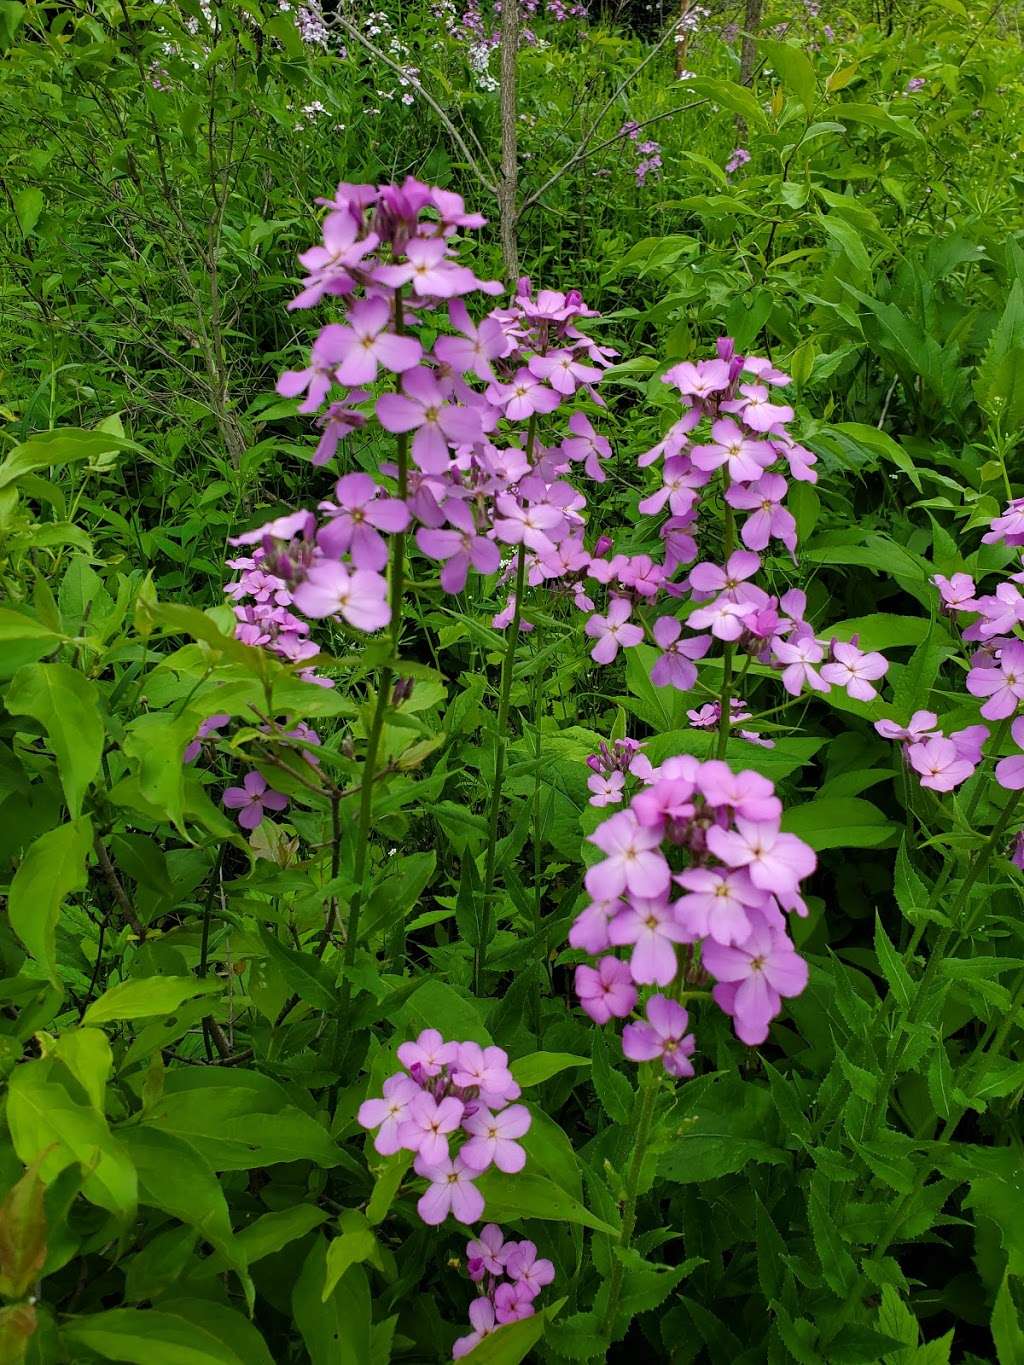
[293,1237,371,1365]
[472,1171,619,1235]
[993,1273,1024,1363]
[257,928,337,1011]
[8,815,92,985]
[83,976,222,1026]
[761,38,817,110]
[781,798,897,850]
[0,606,61,643]
[63,1301,274,1365]
[828,423,922,492]
[511,1052,590,1088]
[144,1071,340,1170]
[122,712,197,830]
[48,1026,112,1112]
[807,1170,857,1297]
[7,1065,136,1219]
[119,1127,242,1274]
[590,1027,633,1123]
[322,1213,380,1301]
[819,212,871,279]
[678,76,767,128]
[6,657,103,808]
[0,428,137,491]
[873,914,914,1010]
[13,186,43,237]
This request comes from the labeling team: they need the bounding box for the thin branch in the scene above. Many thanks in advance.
[93,835,147,941]
[518,18,684,215]
[328,14,498,194]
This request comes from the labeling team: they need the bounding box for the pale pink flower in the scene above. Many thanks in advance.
[622,994,696,1078]
[820,640,889,702]
[357,1073,421,1155]
[584,599,644,664]
[608,896,691,986]
[415,1155,485,1225]
[585,809,671,899]
[460,1104,531,1173]
[292,562,390,631]
[574,955,637,1024]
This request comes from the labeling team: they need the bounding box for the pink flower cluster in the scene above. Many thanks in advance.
[358,1030,529,1226]
[571,750,813,1052]
[453,1225,554,1357]
[875,711,988,793]
[240,175,618,651]
[563,339,890,720]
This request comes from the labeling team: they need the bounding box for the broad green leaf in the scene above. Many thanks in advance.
[257,928,337,1011]
[8,815,92,984]
[0,607,61,643]
[676,75,767,128]
[83,976,222,1025]
[47,1027,112,1112]
[322,1212,381,1301]
[0,428,136,491]
[145,1070,340,1169]
[781,797,898,850]
[293,1238,371,1365]
[7,1065,136,1219]
[472,1171,618,1235]
[6,663,103,816]
[63,1301,274,1365]
[761,38,817,110]
[122,712,198,830]
[511,1052,590,1088]
[13,186,43,236]
[120,1127,243,1275]
[828,423,921,492]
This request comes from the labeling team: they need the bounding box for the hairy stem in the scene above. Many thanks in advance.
[715,495,737,759]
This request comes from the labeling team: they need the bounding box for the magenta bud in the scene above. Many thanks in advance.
[593,535,613,557]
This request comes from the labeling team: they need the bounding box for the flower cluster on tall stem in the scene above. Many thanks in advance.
[572,746,814,1057]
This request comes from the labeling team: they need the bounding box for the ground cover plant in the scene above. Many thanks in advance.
[2,0,1024,1361]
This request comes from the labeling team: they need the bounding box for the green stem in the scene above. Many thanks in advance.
[338,425,410,1006]
[475,542,528,992]
[715,494,737,760]
[601,1067,660,1339]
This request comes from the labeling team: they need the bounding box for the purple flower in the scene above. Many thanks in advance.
[494,1278,536,1323]
[452,1043,519,1107]
[691,418,775,484]
[414,1155,484,1226]
[504,1240,555,1297]
[396,1027,458,1076]
[453,1298,497,1357]
[292,562,390,632]
[398,1092,465,1165]
[674,866,765,946]
[966,640,1024,720]
[725,147,751,174]
[584,598,644,664]
[588,771,625,807]
[562,412,612,482]
[772,630,830,697]
[357,1073,421,1155]
[221,771,288,831]
[466,1224,507,1281]
[622,994,696,1078]
[702,911,808,1045]
[933,572,978,612]
[996,716,1024,790]
[585,809,671,900]
[574,956,637,1024]
[649,616,711,690]
[726,473,798,554]
[317,472,410,571]
[608,895,691,986]
[706,818,816,898]
[907,736,976,791]
[875,710,940,744]
[327,297,423,386]
[376,368,482,474]
[819,640,889,702]
[460,1103,532,1173]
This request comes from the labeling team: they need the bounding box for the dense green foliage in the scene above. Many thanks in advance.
[2,1,1024,1362]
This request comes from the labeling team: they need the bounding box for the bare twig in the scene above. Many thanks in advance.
[497,0,520,280]
[93,835,147,941]
[329,14,497,194]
